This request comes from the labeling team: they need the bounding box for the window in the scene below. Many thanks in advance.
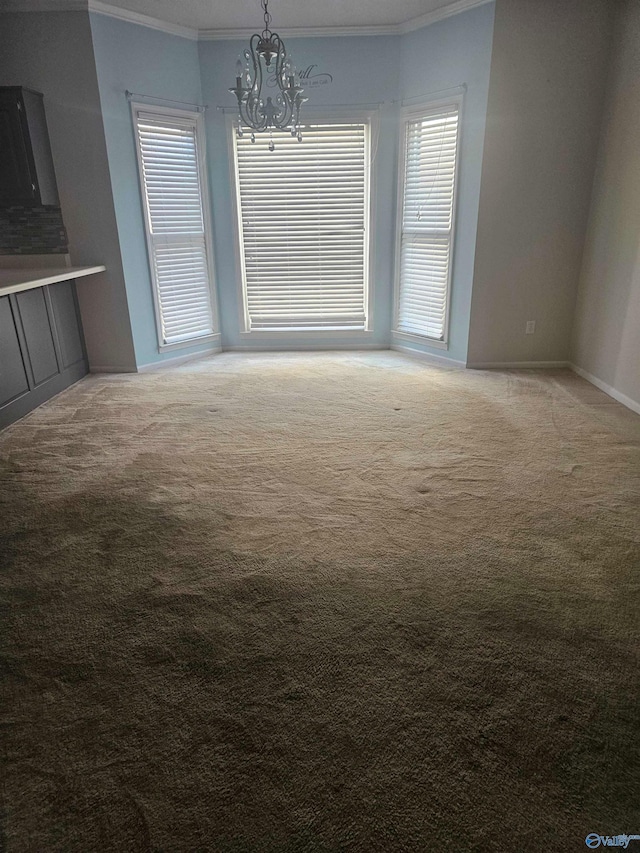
[232,119,370,332]
[132,104,217,350]
[395,101,461,343]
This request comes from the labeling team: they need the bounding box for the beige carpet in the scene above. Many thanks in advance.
[1,352,639,852]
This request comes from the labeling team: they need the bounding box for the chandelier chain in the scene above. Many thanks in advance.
[262,0,272,37]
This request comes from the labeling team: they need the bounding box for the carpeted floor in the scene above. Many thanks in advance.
[1,352,639,852]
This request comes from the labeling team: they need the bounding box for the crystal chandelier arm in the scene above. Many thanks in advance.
[270,35,294,128]
[242,35,268,131]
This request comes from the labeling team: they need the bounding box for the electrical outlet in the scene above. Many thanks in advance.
[525,320,536,335]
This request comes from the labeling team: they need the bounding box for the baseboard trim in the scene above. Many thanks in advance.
[466,360,570,369]
[137,346,221,372]
[569,363,640,415]
[89,365,137,374]
[224,343,386,352]
[391,344,465,369]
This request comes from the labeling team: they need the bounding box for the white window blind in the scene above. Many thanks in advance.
[233,121,369,331]
[133,107,216,348]
[396,103,460,341]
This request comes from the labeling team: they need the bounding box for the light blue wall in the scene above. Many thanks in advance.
[89,5,495,363]
[398,2,495,363]
[89,12,218,369]
[198,35,400,349]
[199,5,494,356]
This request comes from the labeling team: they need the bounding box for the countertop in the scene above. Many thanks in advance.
[0,265,106,297]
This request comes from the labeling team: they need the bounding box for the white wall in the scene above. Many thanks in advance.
[571,0,640,412]
[0,11,137,373]
[467,0,615,367]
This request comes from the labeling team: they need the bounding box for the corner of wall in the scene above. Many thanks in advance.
[567,0,640,414]
[468,0,616,368]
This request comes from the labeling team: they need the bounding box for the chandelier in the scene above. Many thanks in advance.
[229,0,307,148]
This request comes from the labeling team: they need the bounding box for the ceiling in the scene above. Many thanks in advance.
[2,0,483,33]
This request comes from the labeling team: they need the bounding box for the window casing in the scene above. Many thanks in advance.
[231,117,371,334]
[132,103,218,351]
[394,99,461,345]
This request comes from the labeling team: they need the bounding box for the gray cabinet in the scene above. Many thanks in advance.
[15,287,59,386]
[0,295,30,407]
[0,280,87,430]
[0,87,59,207]
[49,280,85,369]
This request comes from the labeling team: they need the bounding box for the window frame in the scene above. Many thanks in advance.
[131,101,219,353]
[392,94,464,349]
[227,109,376,342]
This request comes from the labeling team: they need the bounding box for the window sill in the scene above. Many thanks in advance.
[392,330,448,350]
[239,329,373,340]
[159,332,221,353]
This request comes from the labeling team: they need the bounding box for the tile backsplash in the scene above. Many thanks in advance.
[0,205,68,254]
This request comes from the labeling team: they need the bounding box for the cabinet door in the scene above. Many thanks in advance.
[48,280,85,369]
[0,89,37,206]
[15,288,60,386]
[0,295,30,408]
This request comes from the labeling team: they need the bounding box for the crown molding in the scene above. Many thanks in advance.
[1,0,492,42]
[399,0,493,32]
[199,0,493,40]
[199,25,398,41]
[88,0,198,39]
[198,0,494,41]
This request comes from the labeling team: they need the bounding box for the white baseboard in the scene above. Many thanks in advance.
[225,343,386,352]
[391,343,465,368]
[466,360,570,369]
[89,365,137,374]
[137,346,221,372]
[569,363,640,415]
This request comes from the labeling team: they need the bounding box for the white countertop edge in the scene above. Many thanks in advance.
[0,265,106,297]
